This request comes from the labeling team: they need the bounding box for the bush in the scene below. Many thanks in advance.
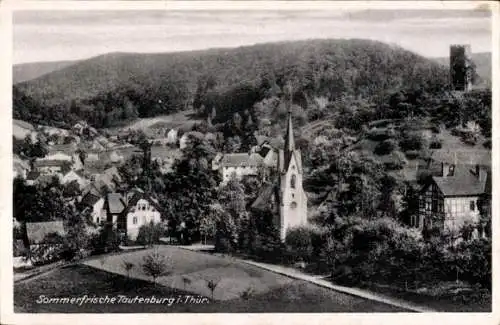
[430,125,441,134]
[483,139,491,149]
[374,139,397,155]
[461,131,479,145]
[417,170,433,184]
[404,150,420,160]
[384,151,406,170]
[366,128,396,141]
[399,132,424,151]
[285,226,314,263]
[142,250,171,284]
[429,140,442,149]
[136,222,164,246]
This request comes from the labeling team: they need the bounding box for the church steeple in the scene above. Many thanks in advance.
[282,109,296,172]
[284,109,295,153]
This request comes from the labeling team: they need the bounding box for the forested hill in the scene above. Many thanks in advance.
[14,39,449,129]
[13,60,79,84]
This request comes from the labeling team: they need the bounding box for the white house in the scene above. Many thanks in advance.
[122,192,162,241]
[61,170,89,189]
[80,188,162,241]
[418,163,491,240]
[167,129,178,144]
[217,153,264,183]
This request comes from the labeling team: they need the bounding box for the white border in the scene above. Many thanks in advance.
[0,2,498,325]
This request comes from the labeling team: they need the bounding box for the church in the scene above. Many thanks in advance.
[250,111,309,240]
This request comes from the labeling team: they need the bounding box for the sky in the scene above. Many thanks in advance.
[13,9,492,64]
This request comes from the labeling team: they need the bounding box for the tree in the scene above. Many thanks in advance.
[205,278,220,301]
[142,250,171,285]
[122,259,135,279]
[136,221,164,247]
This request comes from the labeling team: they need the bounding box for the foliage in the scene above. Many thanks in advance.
[135,221,165,247]
[285,226,314,263]
[399,132,424,151]
[122,259,135,279]
[374,139,397,155]
[142,250,171,284]
[205,278,220,301]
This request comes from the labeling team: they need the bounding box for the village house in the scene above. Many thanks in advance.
[33,159,72,176]
[214,152,264,183]
[61,170,90,189]
[167,129,178,144]
[80,188,161,241]
[418,162,491,240]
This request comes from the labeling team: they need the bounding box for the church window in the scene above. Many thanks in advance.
[470,200,475,211]
[133,216,137,225]
[290,201,297,209]
[290,174,296,189]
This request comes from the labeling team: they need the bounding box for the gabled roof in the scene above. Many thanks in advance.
[220,153,263,167]
[251,180,280,211]
[106,193,126,214]
[432,165,490,197]
[26,221,65,245]
[80,191,102,207]
[123,191,162,215]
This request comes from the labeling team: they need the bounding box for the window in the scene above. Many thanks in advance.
[133,216,137,225]
[470,200,475,211]
[142,204,146,211]
[96,217,100,224]
[447,164,455,176]
[290,201,297,209]
[290,174,296,189]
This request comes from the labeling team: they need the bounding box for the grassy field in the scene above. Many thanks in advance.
[105,110,202,137]
[14,247,405,313]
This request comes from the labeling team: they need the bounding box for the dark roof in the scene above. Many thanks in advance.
[26,171,41,180]
[220,153,263,167]
[432,165,490,197]
[34,160,70,168]
[26,221,65,245]
[122,191,162,215]
[48,144,77,154]
[80,191,102,207]
[106,193,126,214]
[251,180,280,211]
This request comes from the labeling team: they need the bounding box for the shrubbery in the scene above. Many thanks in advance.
[429,140,442,149]
[366,128,396,141]
[374,139,397,155]
[136,221,165,246]
[399,132,424,151]
[404,150,420,160]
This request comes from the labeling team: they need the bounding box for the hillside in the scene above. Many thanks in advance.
[432,52,491,87]
[14,39,449,129]
[13,60,79,84]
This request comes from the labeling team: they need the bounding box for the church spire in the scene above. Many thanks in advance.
[284,109,295,153]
